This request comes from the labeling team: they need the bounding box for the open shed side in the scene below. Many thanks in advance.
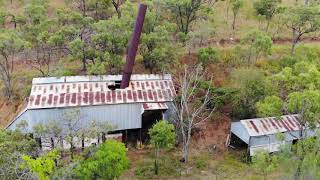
[231,114,319,156]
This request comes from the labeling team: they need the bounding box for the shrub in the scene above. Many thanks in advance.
[135,155,181,178]
[149,120,175,175]
[194,154,210,170]
[87,60,107,75]
[74,140,129,180]
[198,47,220,66]
[220,48,238,66]
[231,67,272,119]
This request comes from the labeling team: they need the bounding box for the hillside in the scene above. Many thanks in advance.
[0,0,320,179]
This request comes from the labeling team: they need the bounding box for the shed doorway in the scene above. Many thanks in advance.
[141,110,164,143]
[125,110,165,146]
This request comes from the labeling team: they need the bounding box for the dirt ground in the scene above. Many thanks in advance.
[0,96,25,127]
[193,114,231,153]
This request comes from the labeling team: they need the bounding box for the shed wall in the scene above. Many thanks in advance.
[8,104,143,133]
[231,121,250,144]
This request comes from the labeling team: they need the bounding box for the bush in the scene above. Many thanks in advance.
[74,140,129,180]
[52,66,76,77]
[60,69,76,76]
[220,48,238,66]
[149,120,175,175]
[230,67,272,119]
[194,154,210,170]
[135,156,181,178]
[87,60,107,75]
[239,30,273,65]
[198,47,220,66]
[279,56,298,69]
[23,85,32,98]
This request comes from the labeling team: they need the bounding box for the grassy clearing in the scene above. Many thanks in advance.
[123,147,283,180]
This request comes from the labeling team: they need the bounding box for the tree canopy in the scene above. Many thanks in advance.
[75,140,129,179]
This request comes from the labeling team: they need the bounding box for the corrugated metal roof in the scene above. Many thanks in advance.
[32,74,172,84]
[240,114,301,136]
[27,74,175,109]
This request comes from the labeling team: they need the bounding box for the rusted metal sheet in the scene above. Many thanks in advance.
[240,115,301,136]
[143,102,168,110]
[249,142,289,156]
[28,74,175,109]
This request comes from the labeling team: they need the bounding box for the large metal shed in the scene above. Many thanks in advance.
[230,115,318,156]
[7,74,176,137]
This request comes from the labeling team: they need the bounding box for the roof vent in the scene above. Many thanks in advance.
[108,81,121,90]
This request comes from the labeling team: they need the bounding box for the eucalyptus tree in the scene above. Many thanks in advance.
[0,7,26,29]
[161,0,217,34]
[140,4,178,73]
[53,7,94,71]
[268,61,320,98]
[254,0,281,31]
[231,67,271,119]
[91,2,135,74]
[111,0,126,18]
[256,61,320,180]
[173,65,215,163]
[256,61,320,134]
[231,0,244,30]
[19,0,61,76]
[281,5,320,53]
[0,30,29,98]
[238,30,273,66]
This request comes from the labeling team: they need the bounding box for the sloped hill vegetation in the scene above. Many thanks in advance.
[0,0,320,179]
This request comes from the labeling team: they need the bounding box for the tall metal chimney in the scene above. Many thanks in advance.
[120,4,147,89]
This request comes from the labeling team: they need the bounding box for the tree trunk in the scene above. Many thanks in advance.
[291,30,303,54]
[112,0,121,18]
[82,0,86,16]
[291,36,301,54]
[294,163,302,180]
[232,12,236,30]
[95,2,98,19]
[60,136,64,149]
[81,134,85,150]
[102,132,106,142]
[265,21,270,32]
[4,74,13,98]
[51,137,55,149]
[60,136,64,157]
[182,127,192,163]
[226,0,230,24]
[154,148,159,175]
[70,137,74,160]
[82,54,86,71]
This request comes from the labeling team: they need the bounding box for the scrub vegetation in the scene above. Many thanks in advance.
[0,0,319,179]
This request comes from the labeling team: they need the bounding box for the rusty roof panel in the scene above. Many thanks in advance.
[28,74,175,109]
[240,115,301,136]
[143,102,168,110]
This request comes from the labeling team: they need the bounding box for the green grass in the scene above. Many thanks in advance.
[127,148,282,180]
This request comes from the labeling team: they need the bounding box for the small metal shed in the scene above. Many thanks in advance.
[230,114,318,156]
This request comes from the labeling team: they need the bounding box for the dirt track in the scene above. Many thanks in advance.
[193,37,320,49]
